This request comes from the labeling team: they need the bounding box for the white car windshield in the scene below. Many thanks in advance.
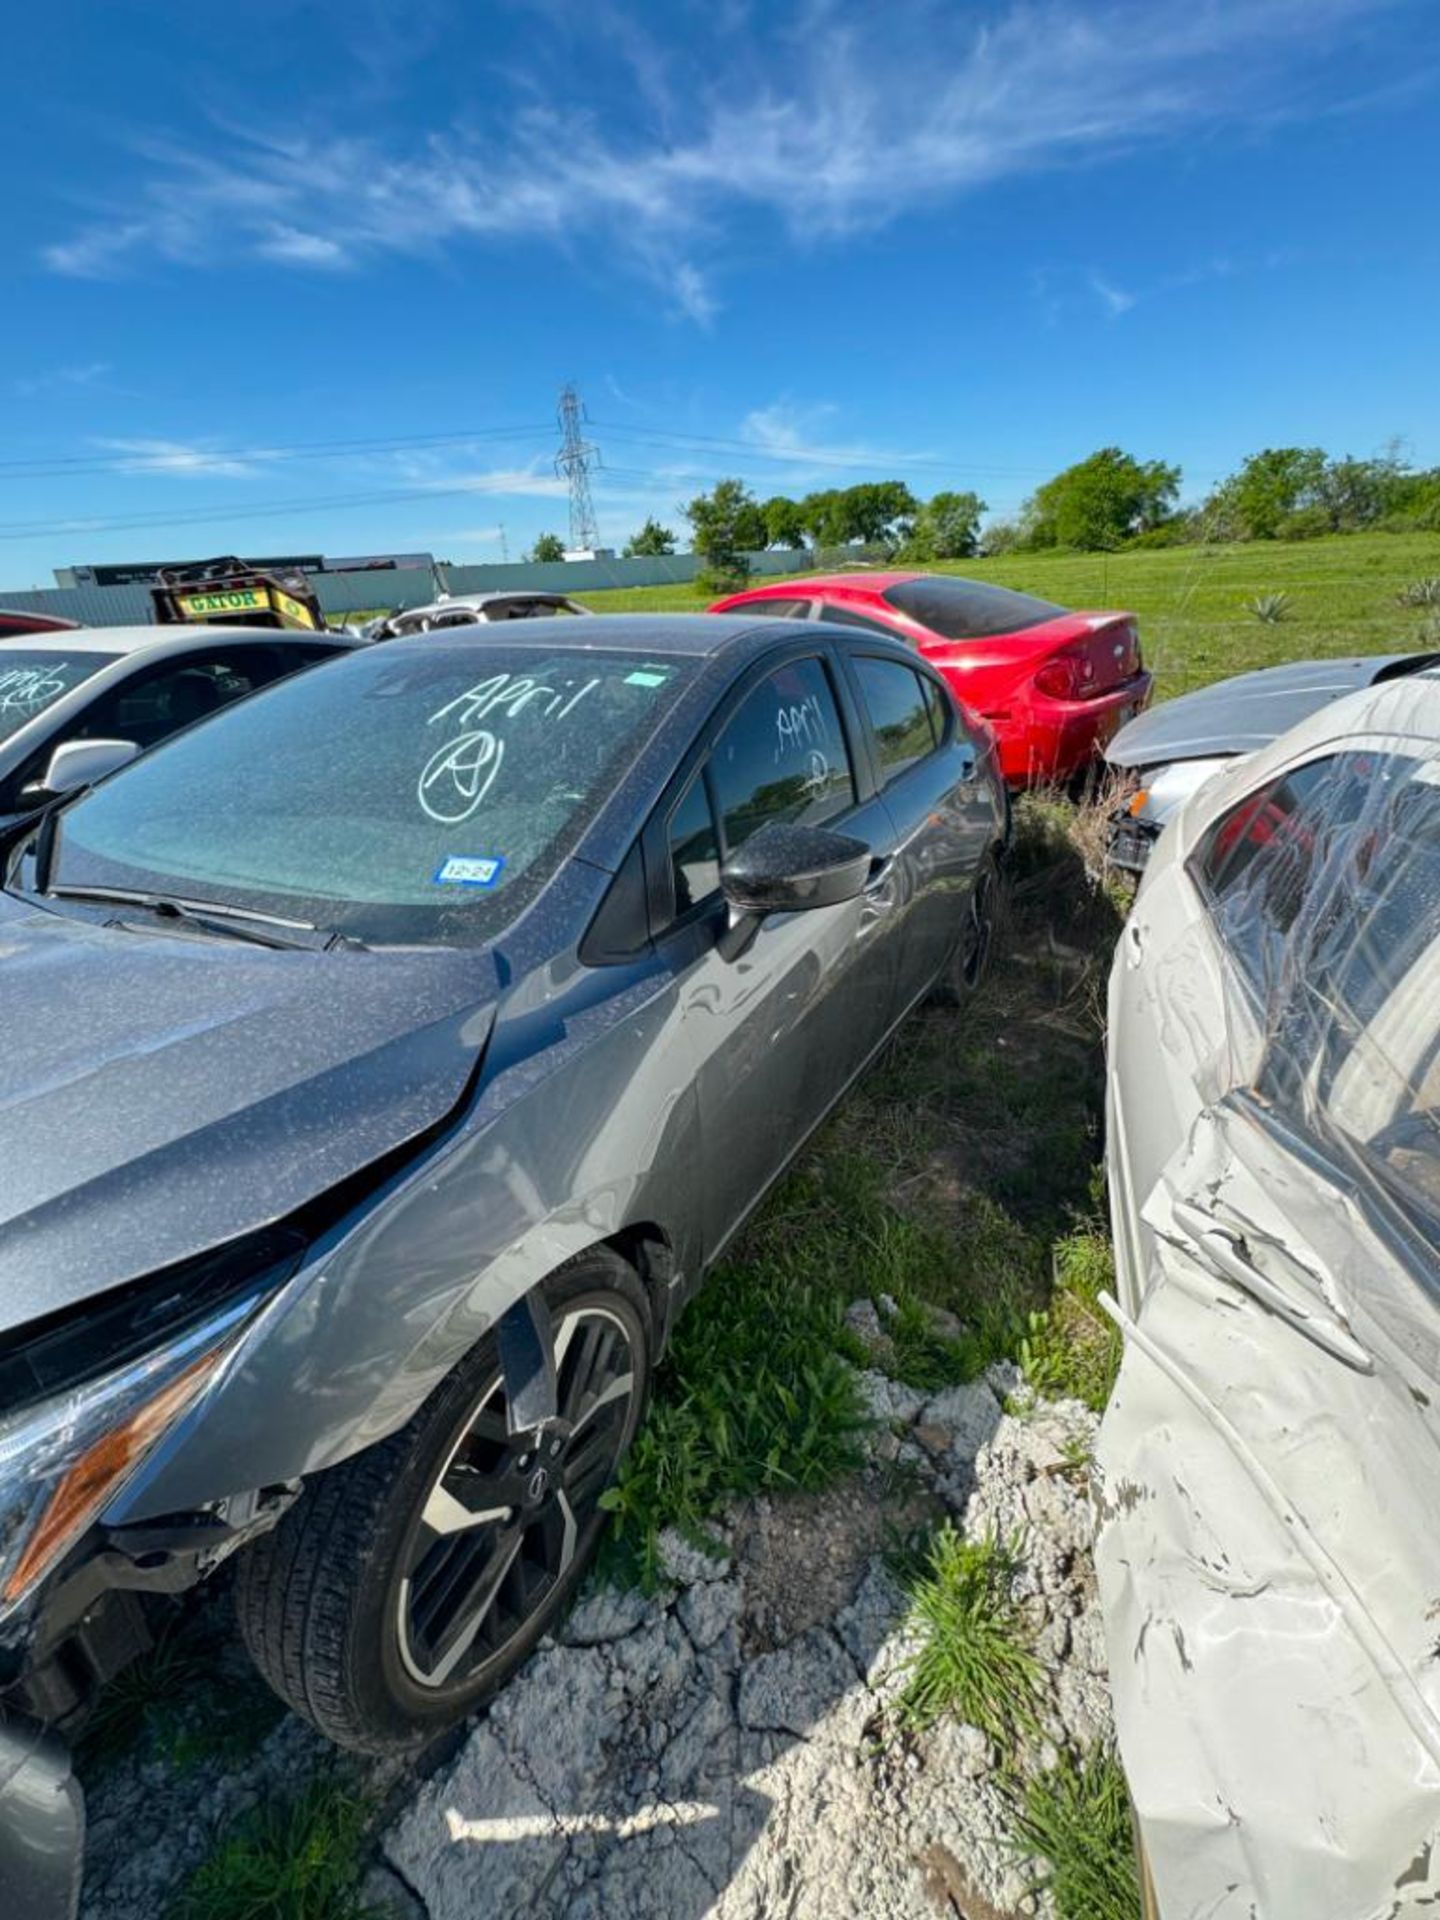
[0,652,118,745]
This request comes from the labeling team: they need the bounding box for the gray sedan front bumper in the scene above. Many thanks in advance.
[0,1715,83,1920]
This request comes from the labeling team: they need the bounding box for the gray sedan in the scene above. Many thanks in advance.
[0,613,1005,1915]
[0,624,356,830]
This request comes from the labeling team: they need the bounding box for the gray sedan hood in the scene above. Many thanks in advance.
[1107,652,1438,770]
[0,901,497,1333]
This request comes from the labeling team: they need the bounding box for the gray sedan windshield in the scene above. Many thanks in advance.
[0,652,118,744]
[51,645,695,945]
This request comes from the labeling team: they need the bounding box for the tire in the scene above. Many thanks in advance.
[233,1250,651,1754]
[932,848,1005,1005]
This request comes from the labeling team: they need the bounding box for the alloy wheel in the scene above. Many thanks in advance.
[396,1303,637,1689]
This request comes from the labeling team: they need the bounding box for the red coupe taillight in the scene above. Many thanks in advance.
[1033,654,1085,700]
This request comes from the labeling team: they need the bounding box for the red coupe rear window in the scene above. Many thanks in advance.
[883,578,1065,640]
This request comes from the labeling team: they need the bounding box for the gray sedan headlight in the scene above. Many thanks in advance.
[0,1232,303,1619]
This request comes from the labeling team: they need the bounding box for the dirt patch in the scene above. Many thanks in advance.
[916,1842,1022,1920]
[731,1468,940,1655]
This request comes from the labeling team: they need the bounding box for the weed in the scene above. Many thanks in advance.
[598,1263,869,1587]
[168,1775,379,1920]
[1019,1224,1122,1413]
[1009,1745,1141,1920]
[1243,590,1291,623]
[882,1292,978,1392]
[1397,576,1440,608]
[78,1616,287,1777]
[158,1680,288,1772]
[78,1619,213,1773]
[890,1523,1041,1742]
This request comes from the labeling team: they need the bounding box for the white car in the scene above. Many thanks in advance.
[368,592,592,638]
[1099,668,1440,1917]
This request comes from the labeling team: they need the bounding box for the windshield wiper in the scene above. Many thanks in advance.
[45,885,361,952]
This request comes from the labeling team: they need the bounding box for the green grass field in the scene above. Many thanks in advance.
[575,530,1440,701]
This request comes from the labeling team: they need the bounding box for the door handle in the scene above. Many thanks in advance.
[1171,1197,1373,1372]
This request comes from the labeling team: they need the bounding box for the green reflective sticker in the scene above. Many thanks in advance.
[625,669,669,687]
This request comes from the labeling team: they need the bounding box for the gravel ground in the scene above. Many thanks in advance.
[79,1353,1111,1920]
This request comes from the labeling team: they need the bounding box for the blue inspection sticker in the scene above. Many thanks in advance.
[433,854,505,888]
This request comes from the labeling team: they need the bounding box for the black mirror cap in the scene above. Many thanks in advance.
[720,820,872,916]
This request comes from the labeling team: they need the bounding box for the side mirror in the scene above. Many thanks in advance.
[718,820,873,959]
[23,737,140,803]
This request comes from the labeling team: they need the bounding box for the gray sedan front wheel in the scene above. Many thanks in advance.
[234,1251,650,1753]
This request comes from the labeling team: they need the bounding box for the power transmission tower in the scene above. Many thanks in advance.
[555,383,602,552]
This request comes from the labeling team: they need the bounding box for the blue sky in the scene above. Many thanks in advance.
[2,0,1436,585]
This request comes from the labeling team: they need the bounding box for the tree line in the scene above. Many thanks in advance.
[522,443,1440,580]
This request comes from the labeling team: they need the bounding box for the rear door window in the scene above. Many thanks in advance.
[920,676,952,744]
[852,656,938,784]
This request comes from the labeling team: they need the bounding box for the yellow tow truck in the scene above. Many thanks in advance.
[149,557,327,632]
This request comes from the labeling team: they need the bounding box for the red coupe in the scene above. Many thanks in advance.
[710,572,1152,786]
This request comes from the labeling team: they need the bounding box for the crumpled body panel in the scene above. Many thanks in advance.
[1097,1110,1440,1918]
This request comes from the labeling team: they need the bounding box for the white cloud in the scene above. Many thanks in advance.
[254,224,352,268]
[40,0,1400,318]
[412,463,569,499]
[1089,271,1137,316]
[671,263,718,326]
[95,437,267,478]
[13,361,113,397]
[739,400,932,472]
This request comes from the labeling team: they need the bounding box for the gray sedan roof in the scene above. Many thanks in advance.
[413,612,809,658]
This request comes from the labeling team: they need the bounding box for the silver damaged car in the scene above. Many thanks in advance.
[0,613,1005,1916]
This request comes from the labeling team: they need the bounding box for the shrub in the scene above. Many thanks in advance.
[1274,504,1333,541]
[1122,517,1191,549]
[695,562,752,597]
[979,520,1025,555]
